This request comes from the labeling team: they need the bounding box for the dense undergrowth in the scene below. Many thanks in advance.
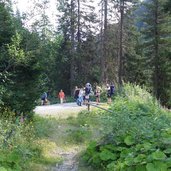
[0,110,37,171]
[82,84,171,171]
[0,110,61,171]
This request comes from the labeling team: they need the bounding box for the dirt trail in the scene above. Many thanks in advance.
[34,103,90,171]
[53,147,79,171]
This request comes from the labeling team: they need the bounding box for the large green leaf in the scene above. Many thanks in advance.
[154,161,167,171]
[124,136,135,146]
[136,165,146,171]
[146,163,156,171]
[151,151,166,160]
[162,137,171,145]
[164,148,171,154]
[124,155,134,166]
[146,161,168,171]
[100,149,117,161]
[134,154,146,163]
[107,162,116,170]
[143,142,152,151]
[120,149,131,158]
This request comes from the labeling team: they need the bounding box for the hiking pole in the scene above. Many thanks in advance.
[87,102,90,111]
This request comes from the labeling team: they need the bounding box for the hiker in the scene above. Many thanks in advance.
[110,83,115,97]
[58,89,65,104]
[41,92,48,105]
[85,83,93,105]
[74,86,80,101]
[106,83,115,104]
[95,86,102,105]
[83,87,86,105]
[106,84,112,104]
[77,88,84,106]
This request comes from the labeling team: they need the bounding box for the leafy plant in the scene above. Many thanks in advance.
[83,84,171,171]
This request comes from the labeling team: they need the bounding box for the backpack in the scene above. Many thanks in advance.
[74,89,79,99]
[85,87,91,95]
[85,83,92,95]
[41,92,47,100]
[110,85,115,95]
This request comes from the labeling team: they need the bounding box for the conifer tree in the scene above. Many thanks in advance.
[141,0,171,106]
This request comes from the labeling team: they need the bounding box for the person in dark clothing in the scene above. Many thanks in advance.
[110,83,115,96]
[95,86,102,105]
[106,83,115,104]
[74,86,80,101]
[41,92,48,105]
[85,83,93,105]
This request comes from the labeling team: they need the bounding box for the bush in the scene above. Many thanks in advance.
[83,84,171,171]
[0,110,42,170]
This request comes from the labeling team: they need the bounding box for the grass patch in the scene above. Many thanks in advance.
[33,139,62,165]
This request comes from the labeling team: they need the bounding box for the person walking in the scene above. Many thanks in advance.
[95,86,102,105]
[58,89,65,104]
[41,92,48,105]
[106,84,112,104]
[106,83,115,104]
[77,88,84,106]
[74,86,79,101]
[85,83,92,105]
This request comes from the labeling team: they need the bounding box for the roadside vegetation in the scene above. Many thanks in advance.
[82,84,171,171]
[0,110,61,171]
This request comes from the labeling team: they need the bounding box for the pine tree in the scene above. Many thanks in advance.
[122,2,146,84]
[57,0,98,92]
[141,0,171,106]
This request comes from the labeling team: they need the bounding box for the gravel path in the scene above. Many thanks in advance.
[34,102,88,118]
[53,147,79,171]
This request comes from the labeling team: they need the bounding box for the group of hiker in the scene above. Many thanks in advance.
[74,83,115,106]
[74,83,93,106]
[41,82,115,106]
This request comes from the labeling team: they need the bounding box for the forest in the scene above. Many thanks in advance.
[0,0,171,111]
[0,0,171,170]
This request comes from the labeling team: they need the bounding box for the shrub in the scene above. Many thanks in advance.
[0,110,42,170]
[83,84,171,171]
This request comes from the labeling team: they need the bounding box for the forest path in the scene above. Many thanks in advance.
[34,102,98,171]
[53,146,80,171]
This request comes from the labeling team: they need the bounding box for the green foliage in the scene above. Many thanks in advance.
[66,127,92,144]
[0,110,38,170]
[7,32,25,64]
[140,0,171,107]
[33,116,58,138]
[0,3,44,116]
[0,111,61,170]
[83,84,171,170]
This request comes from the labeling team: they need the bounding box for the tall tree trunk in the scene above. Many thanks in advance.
[100,1,104,83]
[70,0,75,94]
[77,0,81,44]
[118,0,124,86]
[154,0,159,98]
[101,0,108,83]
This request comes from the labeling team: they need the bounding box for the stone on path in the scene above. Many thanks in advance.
[53,148,79,171]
